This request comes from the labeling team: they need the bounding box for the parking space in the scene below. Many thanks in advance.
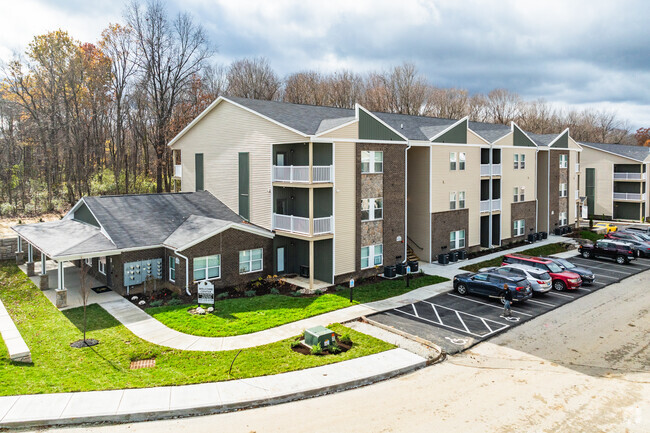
[370,255,650,354]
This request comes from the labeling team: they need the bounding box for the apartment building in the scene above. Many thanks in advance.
[579,142,650,221]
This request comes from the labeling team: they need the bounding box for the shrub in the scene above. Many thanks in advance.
[327,343,341,354]
[149,300,163,308]
[290,340,302,348]
[216,292,229,300]
[314,289,323,295]
[292,291,302,297]
[167,298,183,306]
[245,290,256,297]
[270,288,280,295]
[310,343,322,355]
[339,333,352,345]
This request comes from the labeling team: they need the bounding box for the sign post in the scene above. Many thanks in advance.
[406,266,411,287]
[349,279,355,303]
[197,280,215,305]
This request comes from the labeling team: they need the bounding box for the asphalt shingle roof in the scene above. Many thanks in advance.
[580,142,650,162]
[371,111,457,141]
[468,121,512,143]
[526,132,559,147]
[163,215,232,250]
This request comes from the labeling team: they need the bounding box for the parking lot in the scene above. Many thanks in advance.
[370,253,650,354]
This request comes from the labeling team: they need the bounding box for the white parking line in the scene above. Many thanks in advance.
[545,291,575,299]
[447,293,533,317]
[527,299,557,307]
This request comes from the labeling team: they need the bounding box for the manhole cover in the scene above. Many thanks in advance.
[130,358,156,370]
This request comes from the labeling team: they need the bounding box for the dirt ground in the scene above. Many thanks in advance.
[0,213,62,237]
[27,268,650,433]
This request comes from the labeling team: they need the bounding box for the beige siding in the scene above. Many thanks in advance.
[430,144,481,247]
[407,146,430,261]
[319,121,358,140]
[467,129,489,145]
[501,146,538,237]
[334,142,356,275]
[493,133,514,147]
[568,149,579,224]
[171,101,305,230]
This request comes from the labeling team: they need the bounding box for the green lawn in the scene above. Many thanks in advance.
[146,274,448,337]
[579,230,604,242]
[460,243,569,272]
[0,261,394,396]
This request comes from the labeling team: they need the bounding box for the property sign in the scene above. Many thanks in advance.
[197,280,215,305]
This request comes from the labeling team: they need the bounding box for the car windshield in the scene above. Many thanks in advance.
[557,259,575,269]
[547,263,563,273]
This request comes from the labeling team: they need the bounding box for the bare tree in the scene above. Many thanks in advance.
[424,87,470,119]
[326,70,365,108]
[79,260,92,344]
[283,71,327,105]
[226,57,281,100]
[126,0,213,193]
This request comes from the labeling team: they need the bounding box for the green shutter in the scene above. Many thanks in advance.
[239,152,250,220]
[433,119,467,143]
[195,153,204,191]
[586,168,595,217]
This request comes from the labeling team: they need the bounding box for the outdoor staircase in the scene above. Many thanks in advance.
[406,245,420,262]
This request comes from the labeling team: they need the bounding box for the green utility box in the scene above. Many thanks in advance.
[304,326,336,348]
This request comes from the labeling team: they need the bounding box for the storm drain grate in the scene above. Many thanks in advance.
[130,358,156,370]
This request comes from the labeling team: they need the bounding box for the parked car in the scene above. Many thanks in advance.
[502,254,582,291]
[605,231,650,257]
[623,225,650,235]
[578,240,636,264]
[453,271,533,303]
[540,257,595,284]
[593,222,618,233]
[479,264,552,294]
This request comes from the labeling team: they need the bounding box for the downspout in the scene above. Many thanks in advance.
[175,251,191,296]
[404,142,412,263]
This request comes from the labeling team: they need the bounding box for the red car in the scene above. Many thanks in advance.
[502,254,582,291]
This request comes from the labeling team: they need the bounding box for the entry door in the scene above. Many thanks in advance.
[276,152,287,166]
[276,198,288,215]
[276,247,286,273]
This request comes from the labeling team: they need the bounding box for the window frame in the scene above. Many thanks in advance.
[513,219,525,236]
[239,248,263,275]
[449,152,457,171]
[560,183,567,197]
[559,212,568,226]
[85,258,92,267]
[458,191,466,209]
[98,257,106,275]
[361,151,383,174]
[169,256,176,282]
[520,186,525,202]
[450,229,466,250]
[361,198,383,221]
[520,154,526,169]
[193,254,221,281]
[449,191,457,210]
[559,154,568,169]
[361,244,383,269]
[459,152,466,170]
[513,154,519,170]
[513,186,519,203]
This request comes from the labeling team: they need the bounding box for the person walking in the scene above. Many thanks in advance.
[501,283,513,318]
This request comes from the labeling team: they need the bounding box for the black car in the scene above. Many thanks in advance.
[579,240,636,264]
[540,257,595,284]
[453,272,533,303]
[606,231,650,257]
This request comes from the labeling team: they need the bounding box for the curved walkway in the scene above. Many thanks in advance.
[98,280,453,351]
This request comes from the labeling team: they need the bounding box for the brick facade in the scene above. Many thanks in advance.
[431,208,469,258]
[550,150,570,228]
[505,200,537,243]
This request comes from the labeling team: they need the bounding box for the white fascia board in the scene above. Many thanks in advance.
[313,138,408,144]
[355,104,409,141]
[429,116,468,142]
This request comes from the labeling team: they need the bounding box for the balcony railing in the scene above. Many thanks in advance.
[575,163,580,173]
[479,164,502,176]
[272,165,333,183]
[272,214,333,235]
[491,198,501,211]
[613,172,646,180]
[174,165,182,178]
[613,192,646,201]
[480,164,490,176]
[480,200,490,212]
[492,164,502,176]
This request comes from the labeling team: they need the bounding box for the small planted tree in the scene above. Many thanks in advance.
[71,259,99,348]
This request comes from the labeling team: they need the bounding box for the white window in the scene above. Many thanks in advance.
[361,198,383,221]
[361,244,383,269]
[169,256,176,282]
[513,219,525,236]
[559,154,568,169]
[520,186,525,202]
[458,191,466,209]
[520,154,526,169]
[449,152,457,170]
[449,192,457,210]
[239,248,263,274]
[361,151,383,173]
[559,212,568,226]
[85,258,92,267]
[513,154,519,170]
[450,230,466,250]
[98,257,106,275]
[560,183,567,197]
[194,254,221,281]
[513,187,519,203]
[459,152,466,170]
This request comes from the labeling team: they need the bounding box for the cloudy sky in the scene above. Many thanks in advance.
[1,0,648,129]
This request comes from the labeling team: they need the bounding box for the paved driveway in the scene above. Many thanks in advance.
[370,255,650,354]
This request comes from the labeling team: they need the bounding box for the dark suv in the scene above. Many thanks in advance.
[605,231,650,257]
[579,240,636,264]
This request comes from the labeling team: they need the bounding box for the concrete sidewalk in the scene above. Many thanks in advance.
[0,348,426,429]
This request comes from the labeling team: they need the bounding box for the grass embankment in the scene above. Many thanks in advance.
[0,261,394,396]
[460,243,568,273]
[147,274,448,337]
[578,230,604,242]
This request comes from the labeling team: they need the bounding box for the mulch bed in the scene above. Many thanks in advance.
[70,338,100,348]
[291,335,352,356]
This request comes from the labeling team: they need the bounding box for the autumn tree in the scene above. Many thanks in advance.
[635,127,650,146]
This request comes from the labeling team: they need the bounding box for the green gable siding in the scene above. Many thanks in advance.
[553,132,568,148]
[73,203,100,228]
[358,110,403,141]
[513,126,536,147]
[238,152,250,220]
[433,119,467,143]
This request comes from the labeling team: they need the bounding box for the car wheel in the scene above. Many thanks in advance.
[581,250,591,259]
[616,255,626,265]
[553,280,566,291]
[456,283,468,295]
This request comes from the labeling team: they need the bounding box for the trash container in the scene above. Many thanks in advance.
[448,251,458,262]
[540,231,548,239]
[562,226,569,234]
[384,265,396,278]
[527,233,536,243]
[438,254,449,265]
[396,263,407,275]
[567,226,573,233]
[554,228,562,236]
[407,260,419,272]
[458,250,467,260]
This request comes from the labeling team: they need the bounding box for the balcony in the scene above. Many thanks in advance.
[272,165,332,183]
[174,165,182,178]
[613,172,646,181]
[575,190,579,200]
[480,199,501,213]
[272,214,333,235]
[613,192,646,201]
[480,164,502,176]
[491,198,501,211]
[575,163,580,173]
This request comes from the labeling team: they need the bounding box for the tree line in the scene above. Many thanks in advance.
[0,0,644,217]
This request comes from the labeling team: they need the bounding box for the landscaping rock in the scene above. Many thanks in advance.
[207,307,214,313]
[138,300,145,306]
[131,296,138,301]
[196,307,206,315]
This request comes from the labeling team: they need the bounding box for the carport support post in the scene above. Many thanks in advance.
[55,261,67,308]
[15,236,24,265]
[26,244,35,276]
[39,253,48,290]
[57,261,65,291]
